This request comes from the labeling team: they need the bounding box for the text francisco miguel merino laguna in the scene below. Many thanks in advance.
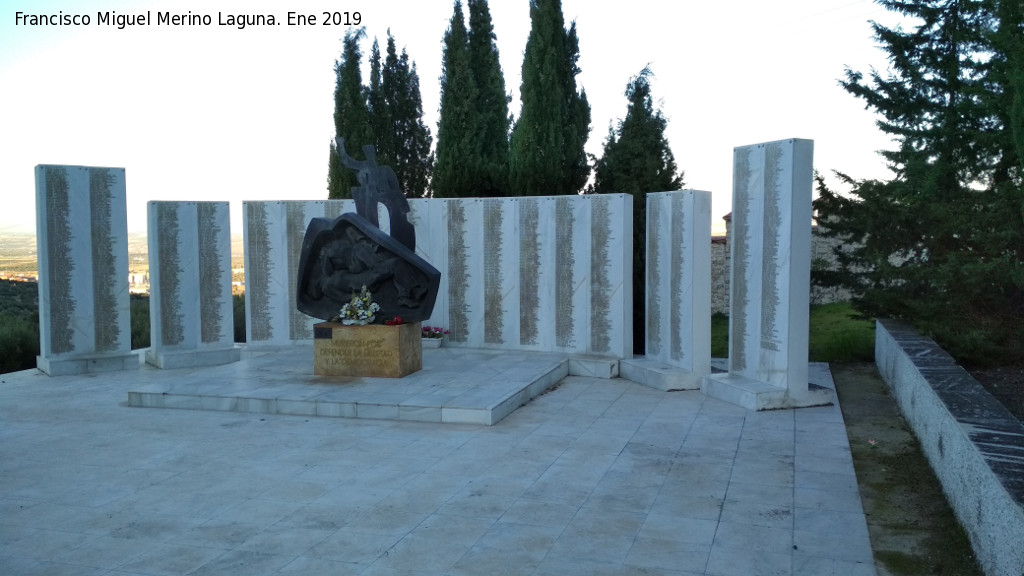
[14,10,362,30]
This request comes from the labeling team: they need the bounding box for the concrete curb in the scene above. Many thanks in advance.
[875,319,1024,576]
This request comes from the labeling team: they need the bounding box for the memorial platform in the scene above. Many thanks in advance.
[128,345,617,426]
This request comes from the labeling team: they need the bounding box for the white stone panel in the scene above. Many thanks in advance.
[703,139,832,409]
[640,190,712,376]
[146,201,239,369]
[243,200,353,346]
[35,165,136,375]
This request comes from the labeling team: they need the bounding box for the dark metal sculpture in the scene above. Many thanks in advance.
[296,139,441,323]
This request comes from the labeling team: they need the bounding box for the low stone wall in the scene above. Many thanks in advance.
[875,319,1024,576]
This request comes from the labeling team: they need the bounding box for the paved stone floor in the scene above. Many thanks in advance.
[0,351,875,575]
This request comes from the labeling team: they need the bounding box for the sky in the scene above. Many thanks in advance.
[0,0,904,237]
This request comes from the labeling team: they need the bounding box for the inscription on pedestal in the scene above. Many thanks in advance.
[313,322,422,378]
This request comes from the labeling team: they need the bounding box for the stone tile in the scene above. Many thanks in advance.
[171,519,267,550]
[114,543,227,576]
[366,534,470,573]
[705,544,792,576]
[1,559,109,576]
[498,499,579,528]
[0,527,97,560]
[56,534,155,570]
[638,512,719,546]
[720,499,794,530]
[712,521,793,554]
[625,535,711,573]
[341,508,428,537]
[533,556,622,576]
[471,520,562,555]
[408,514,494,544]
[724,481,794,508]
[276,554,366,575]
[187,549,295,576]
[308,528,401,564]
[279,502,372,532]
[235,524,335,556]
[729,457,795,487]
[448,543,544,575]
[648,493,725,521]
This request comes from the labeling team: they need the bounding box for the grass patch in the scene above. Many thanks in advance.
[711,313,728,358]
[808,302,875,363]
[710,302,875,363]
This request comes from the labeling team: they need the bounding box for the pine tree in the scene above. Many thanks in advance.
[591,68,684,354]
[434,1,478,198]
[466,0,511,197]
[508,0,591,196]
[327,28,372,199]
[815,0,1024,363]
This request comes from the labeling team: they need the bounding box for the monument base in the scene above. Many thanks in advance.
[37,352,140,376]
[702,373,834,410]
[620,356,704,391]
[314,322,422,378]
[145,346,242,370]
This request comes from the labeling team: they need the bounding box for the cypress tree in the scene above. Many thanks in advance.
[591,68,684,354]
[327,28,372,199]
[434,1,478,198]
[382,34,434,198]
[367,39,394,168]
[509,0,591,196]
[815,0,1024,363]
[466,0,511,197]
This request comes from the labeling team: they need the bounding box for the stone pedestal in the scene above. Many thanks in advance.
[35,165,137,376]
[314,322,422,378]
[703,139,833,410]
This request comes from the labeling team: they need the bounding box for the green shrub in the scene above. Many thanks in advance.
[0,314,39,373]
[130,294,150,349]
[233,293,246,342]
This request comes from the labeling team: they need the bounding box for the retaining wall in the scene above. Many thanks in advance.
[875,319,1024,576]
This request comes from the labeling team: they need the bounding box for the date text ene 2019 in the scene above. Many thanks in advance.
[287,12,362,26]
